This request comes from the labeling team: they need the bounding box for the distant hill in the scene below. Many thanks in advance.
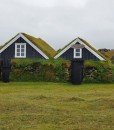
[105,50,114,59]
[99,48,114,60]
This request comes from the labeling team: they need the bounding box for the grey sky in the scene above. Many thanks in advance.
[0,0,114,50]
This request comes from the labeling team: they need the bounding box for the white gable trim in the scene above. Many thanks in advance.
[77,39,105,61]
[0,34,21,53]
[0,33,49,59]
[54,38,105,61]
[20,34,49,59]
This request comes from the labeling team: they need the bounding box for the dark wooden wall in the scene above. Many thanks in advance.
[0,37,45,60]
[60,45,99,60]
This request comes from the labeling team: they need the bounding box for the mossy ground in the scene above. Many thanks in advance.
[0,82,114,130]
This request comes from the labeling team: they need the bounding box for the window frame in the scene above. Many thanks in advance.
[15,43,26,58]
[74,48,82,58]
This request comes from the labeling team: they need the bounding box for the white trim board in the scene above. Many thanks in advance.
[54,38,105,61]
[0,33,49,59]
[0,34,21,53]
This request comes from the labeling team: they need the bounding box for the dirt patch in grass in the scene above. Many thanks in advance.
[66,97,85,102]
[29,95,52,100]
[91,98,114,108]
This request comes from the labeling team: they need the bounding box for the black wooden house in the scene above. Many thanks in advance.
[0,33,107,83]
[0,33,106,61]
[0,33,56,60]
[54,37,106,61]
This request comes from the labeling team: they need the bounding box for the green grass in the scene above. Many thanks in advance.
[0,82,114,130]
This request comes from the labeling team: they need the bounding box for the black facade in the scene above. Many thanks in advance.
[60,43,99,60]
[0,37,45,60]
[71,60,84,84]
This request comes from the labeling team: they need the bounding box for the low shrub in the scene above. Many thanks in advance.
[10,58,70,82]
[10,58,113,83]
[84,60,113,83]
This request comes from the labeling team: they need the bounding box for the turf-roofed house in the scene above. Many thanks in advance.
[0,33,56,60]
[54,37,106,61]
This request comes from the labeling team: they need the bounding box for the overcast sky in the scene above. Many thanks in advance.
[0,0,114,50]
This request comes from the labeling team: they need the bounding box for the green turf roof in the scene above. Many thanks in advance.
[23,33,56,58]
[56,37,107,60]
[0,45,3,49]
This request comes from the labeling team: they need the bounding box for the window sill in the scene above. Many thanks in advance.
[15,57,26,58]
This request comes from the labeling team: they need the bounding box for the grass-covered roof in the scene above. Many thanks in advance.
[0,45,3,49]
[23,33,56,58]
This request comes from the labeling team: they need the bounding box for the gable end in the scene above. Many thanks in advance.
[54,38,106,61]
[0,33,49,59]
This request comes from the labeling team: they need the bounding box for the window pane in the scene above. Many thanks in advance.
[17,53,20,56]
[76,53,80,56]
[21,45,25,48]
[21,53,24,56]
[21,49,24,52]
[17,49,20,52]
[17,45,20,48]
[76,49,80,52]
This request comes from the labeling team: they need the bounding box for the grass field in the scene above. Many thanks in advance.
[0,82,114,130]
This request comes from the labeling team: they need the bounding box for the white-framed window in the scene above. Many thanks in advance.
[74,48,82,58]
[15,43,26,58]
